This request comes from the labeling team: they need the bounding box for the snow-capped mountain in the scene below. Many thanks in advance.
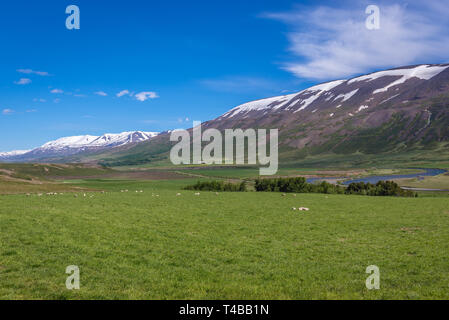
[39,131,159,150]
[0,150,31,158]
[199,63,449,154]
[0,131,159,162]
[219,64,449,120]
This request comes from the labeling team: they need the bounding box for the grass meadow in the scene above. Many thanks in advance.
[1,176,449,299]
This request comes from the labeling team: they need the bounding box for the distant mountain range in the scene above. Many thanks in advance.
[95,63,449,167]
[2,63,449,165]
[0,131,159,162]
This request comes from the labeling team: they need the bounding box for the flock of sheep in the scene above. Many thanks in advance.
[23,190,310,211]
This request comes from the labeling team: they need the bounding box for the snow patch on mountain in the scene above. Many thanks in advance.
[334,89,359,102]
[357,105,369,112]
[223,80,345,118]
[0,150,31,157]
[347,65,449,94]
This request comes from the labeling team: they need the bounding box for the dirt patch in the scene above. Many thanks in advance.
[400,227,421,234]
[0,168,15,175]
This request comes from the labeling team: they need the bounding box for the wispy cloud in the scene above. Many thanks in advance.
[134,91,159,102]
[17,69,50,76]
[50,89,63,94]
[33,98,46,103]
[94,91,108,96]
[263,1,449,80]
[53,98,61,103]
[14,78,32,85]
[116,90,130,97]
[26,109,37,113]
[2,109,14,115]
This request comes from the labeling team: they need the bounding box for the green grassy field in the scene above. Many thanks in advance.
[398,173,449,190]
[1,175,449,299]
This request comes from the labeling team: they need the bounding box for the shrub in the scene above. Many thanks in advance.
[184,180,247,192]
[345,181,417,197]
[254,177,416,197]
[254,177,344,194]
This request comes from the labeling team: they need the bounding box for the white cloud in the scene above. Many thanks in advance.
[263,2,449,80]
[17,69,50,76]
[135,91,159,102]
[94,91,108,96]
[14,78,31,85]
[51,89,63,94]
[2,109,14,115]
[116,90,130,97]
[26,109,37,113]
[33,98,46,103]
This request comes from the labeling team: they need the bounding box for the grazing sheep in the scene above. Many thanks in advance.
[38,193,43,197]
[293,194,297,197]
[74,194,78,198]
[83,193,86,197]
[282,193,286,197]
[292,207,297,211]
[298,207,310,211]
[176,193,181,196]
[215,192,219,195]
[26,193,31,197]
[194,192,200,196]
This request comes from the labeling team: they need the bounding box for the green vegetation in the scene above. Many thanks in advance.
[255,177,344,194]
[254,177,416,197]
[1,163,449,299]
[345,181,417,197]
[1,177,449,299]
[184,180,247,192]
[398,173,449,190]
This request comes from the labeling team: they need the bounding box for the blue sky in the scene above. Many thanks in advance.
[1,0,448,151]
